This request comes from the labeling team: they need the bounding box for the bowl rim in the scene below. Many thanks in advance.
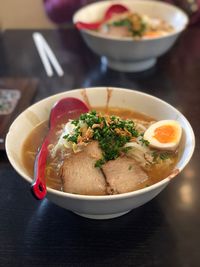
[73,0,189,42]
[6,87,195,201]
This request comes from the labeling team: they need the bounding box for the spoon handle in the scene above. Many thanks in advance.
[75,4,129,31]
[31,138,49,199]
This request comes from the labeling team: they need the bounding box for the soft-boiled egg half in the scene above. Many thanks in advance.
[144,120,182,151]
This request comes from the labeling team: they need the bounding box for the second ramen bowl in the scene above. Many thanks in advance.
[73,0,188,72]
[6,87,195,219]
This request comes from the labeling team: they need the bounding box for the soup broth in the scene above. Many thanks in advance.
[22,107,178,194]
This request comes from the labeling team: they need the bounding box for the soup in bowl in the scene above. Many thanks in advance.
[73,0,188,72]
[6,88,195,219]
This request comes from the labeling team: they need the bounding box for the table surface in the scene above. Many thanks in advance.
[0,26,200,267]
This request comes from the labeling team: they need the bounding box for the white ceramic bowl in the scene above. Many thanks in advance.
[73,0,188,72]
[6,88,195,219]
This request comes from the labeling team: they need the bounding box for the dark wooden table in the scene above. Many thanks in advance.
[0,26,200,267]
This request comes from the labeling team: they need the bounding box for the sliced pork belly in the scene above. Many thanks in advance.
[102,156,148,194]
[61,141,107,195]
[99,25,131,38]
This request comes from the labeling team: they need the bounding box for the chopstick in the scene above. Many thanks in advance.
[33,32,64,77]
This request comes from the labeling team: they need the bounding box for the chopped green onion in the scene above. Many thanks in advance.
[63,111,145,167]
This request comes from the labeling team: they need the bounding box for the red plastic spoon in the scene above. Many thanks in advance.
[31,97,89,200]
[75,4,129,30]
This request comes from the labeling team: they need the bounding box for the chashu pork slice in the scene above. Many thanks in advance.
[102,156,148,194]
[61,141,107,195]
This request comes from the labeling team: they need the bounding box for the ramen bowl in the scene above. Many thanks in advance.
[6,87,195,219]
[73,0,188,72]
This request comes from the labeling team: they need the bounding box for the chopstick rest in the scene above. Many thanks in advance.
[33,32,64,77]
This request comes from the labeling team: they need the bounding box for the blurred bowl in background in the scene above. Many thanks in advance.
[73,0,188,72]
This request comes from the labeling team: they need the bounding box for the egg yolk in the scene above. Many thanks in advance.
[154,125,177,143]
